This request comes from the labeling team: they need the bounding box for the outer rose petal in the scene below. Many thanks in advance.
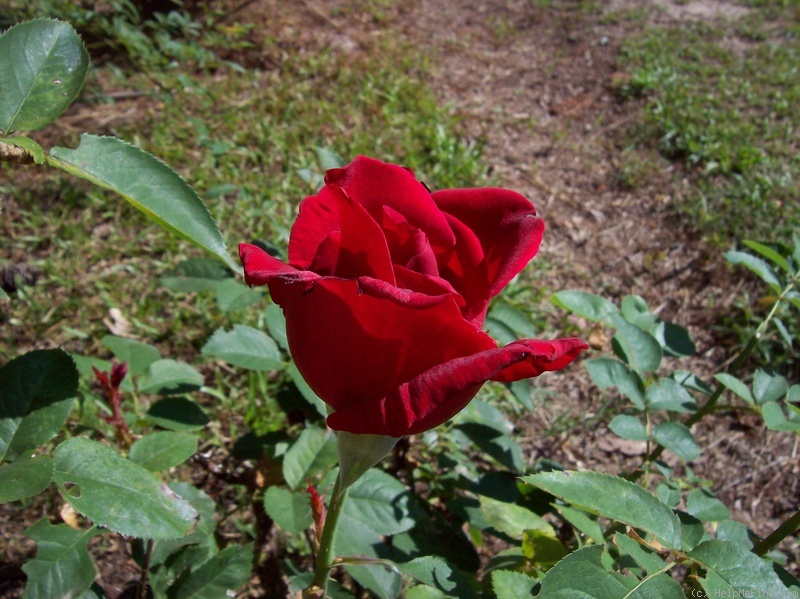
[242,259,499,410]
[326,337,588,437]
[433,188,544,299]
[325,156,456,252]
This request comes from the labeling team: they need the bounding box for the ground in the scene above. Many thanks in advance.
[2,0,798,596]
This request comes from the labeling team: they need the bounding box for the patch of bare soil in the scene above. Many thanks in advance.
[253,0,798,574]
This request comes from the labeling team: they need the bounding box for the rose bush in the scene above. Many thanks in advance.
[240,156,586,437]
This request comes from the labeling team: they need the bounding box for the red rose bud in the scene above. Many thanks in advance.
[307,480,327,548]
[110,361,128,389]
[240,156,587,437]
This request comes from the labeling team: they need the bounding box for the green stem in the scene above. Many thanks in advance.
[752,508,800,556]
[645,281,794,466]
[304,475,350,598]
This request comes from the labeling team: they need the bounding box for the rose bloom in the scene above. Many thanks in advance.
[240,156,586,438]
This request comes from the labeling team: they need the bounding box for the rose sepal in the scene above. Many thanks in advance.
[335,430,400,489]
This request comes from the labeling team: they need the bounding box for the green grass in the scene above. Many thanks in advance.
[617,9,800,243]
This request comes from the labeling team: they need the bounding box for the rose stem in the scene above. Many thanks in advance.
[305,475,350,597]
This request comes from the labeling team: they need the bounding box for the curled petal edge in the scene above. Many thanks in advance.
[326,337,588,437]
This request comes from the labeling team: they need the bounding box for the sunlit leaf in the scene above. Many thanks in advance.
[53,437,197,538]
[652,422,701,461]
[49,134,237,270]
[523,471,681,549]
[552,290,618,322]
[201,325,283,371]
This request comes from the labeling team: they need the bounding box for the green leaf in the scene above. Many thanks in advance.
[345,564,402,599]
[0,453,53,503]
[487,301,537,339]
[506,379,534,411]
[282,426,338,490]
[609,414,648,441]
[213,278,263,313]
[48,134,237,270]
[0,19,89,134]
[522,529,567,565]
[101,335,160,377]
[398,556,476,598]
[492,570,537,599]
[686,489,730,522]
[555,504,606,544]
[147,397,209,431]
[201,325,283,371]
[752,369,788,404]
[538,545,629,598]
[724,250,782,291]
[716,520,753,549]
[263,486,312,534]
[128,432,197,471]
[646,378,697,413]
[611,313,662,374]
[265,303,288,351]
[340,468,416,540]
[169,543,252,599]
[621,294,658,331]
[455,423,523,472]
[652,422,701,461]
[315,146,345,170]
[479,495,555,539]
[0,349,78,462]
[690,540,791,597]
[585,358,645,409]
[287,362,327,418]
[1,135,45,163]
[53,437,197,538]
[522,471,682,549]
[613,533,666,573]
[653,321,696,357]
[138,359,203,395]
[742,240,791,274]
[714,373,754,405]
[22,519,98,599]
[761,401,800,431]
[552,290,618,322]
[626,574,685,598]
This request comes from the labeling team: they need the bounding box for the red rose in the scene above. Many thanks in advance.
[240,156,586,437]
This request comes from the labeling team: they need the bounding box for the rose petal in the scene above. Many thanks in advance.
[326,337,587,437]
[288,186,395,283]
[239,243,320,304]
[325,156,455,252]
[381,206,438,276]
[436,213,489,322]
[393,265,465,307]
[433,188,544,298]
[278,276,495,412]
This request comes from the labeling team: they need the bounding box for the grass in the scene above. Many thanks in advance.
[616,6,800,244]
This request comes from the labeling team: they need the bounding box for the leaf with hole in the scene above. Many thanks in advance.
[0,19,89,134]
[49,134,237,270]
[53,437,197,538]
